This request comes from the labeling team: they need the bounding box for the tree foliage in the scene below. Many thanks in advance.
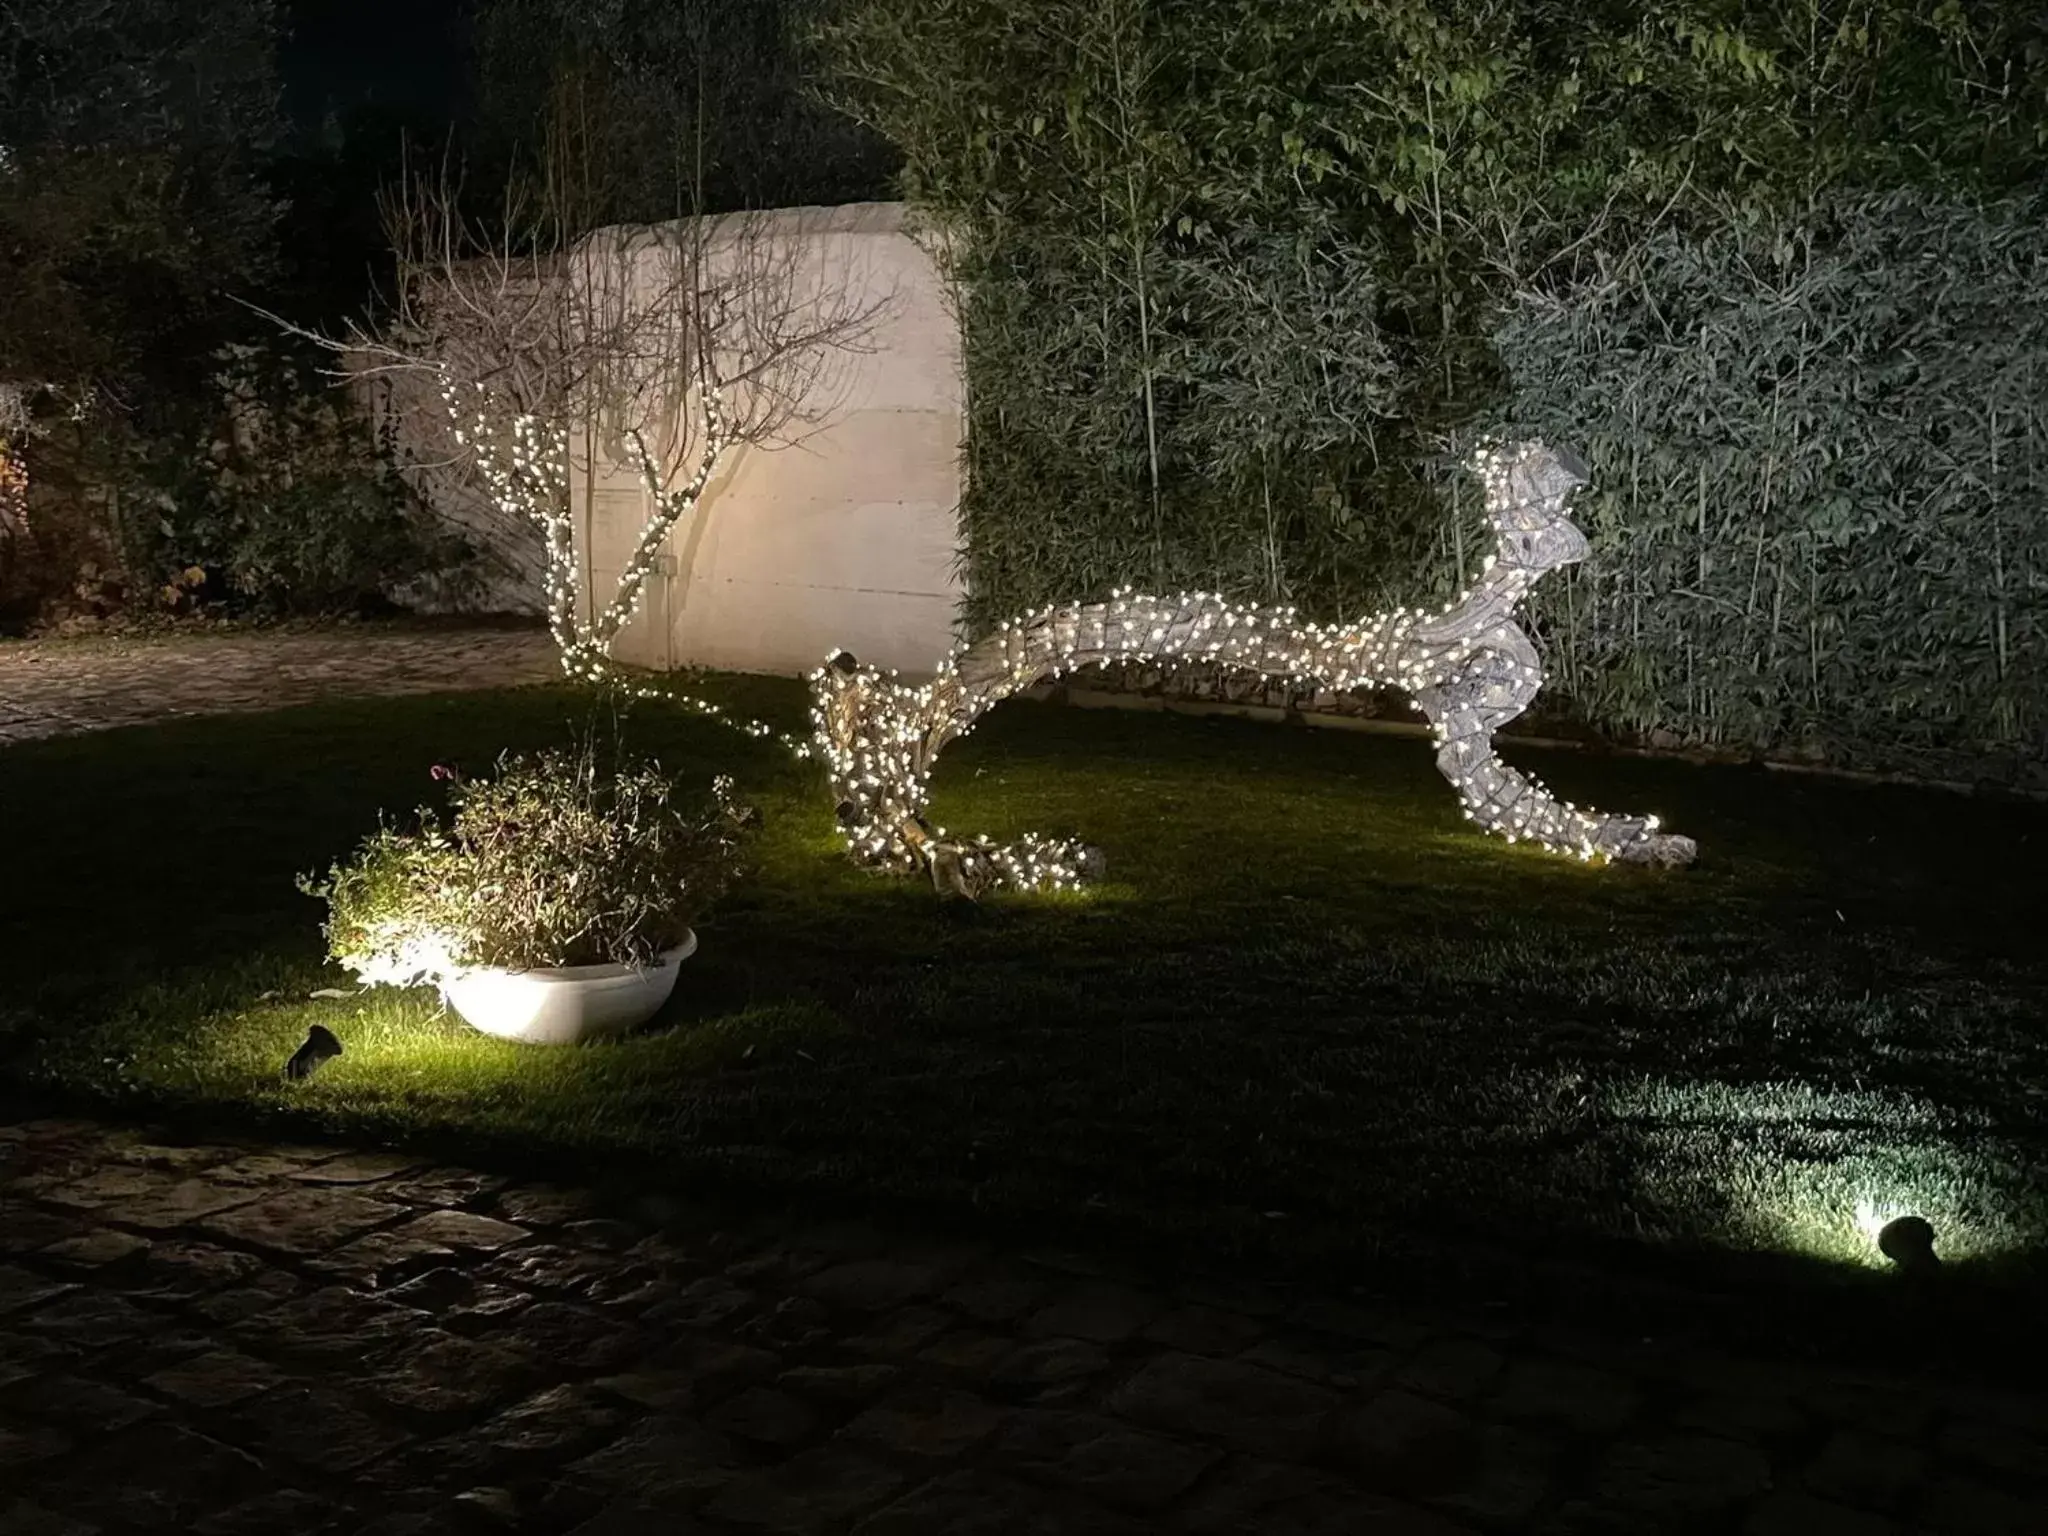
[1492,188,2048,774]
[0,0,306,622]
[149,343,473,617]
[824,0,2042,403]
[469,0,892,226]
[0,0,283,413]
[816,0,2048,768]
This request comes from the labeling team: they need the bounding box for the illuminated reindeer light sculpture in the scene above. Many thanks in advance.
[813,440,1698,897]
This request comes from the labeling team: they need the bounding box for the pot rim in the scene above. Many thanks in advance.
[443,930,698,987]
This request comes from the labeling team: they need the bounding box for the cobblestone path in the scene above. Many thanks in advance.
[2,1115,2041,1535]
[0,627,559,746]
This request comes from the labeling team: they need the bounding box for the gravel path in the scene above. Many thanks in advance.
[0,626,558,746]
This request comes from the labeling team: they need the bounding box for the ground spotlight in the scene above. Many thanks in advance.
[1876,1214,1939,1274]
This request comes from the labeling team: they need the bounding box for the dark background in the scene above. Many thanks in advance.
[273,0,477,323]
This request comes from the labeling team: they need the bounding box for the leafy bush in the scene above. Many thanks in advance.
[150,345,475,616]
[304,748,753,987]
[6,344,479,630]
[819,0,2048,623]
[818,0,2048,773]
[0,0,286,627]
[1487,187,2048,773]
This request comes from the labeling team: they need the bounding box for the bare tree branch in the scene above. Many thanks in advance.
[263,151,891,667]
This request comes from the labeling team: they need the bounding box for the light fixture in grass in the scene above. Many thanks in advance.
[301,747,753,1044]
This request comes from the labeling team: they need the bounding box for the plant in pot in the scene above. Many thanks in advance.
[303,747,752,1044]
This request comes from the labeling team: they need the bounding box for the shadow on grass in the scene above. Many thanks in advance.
[3,677,2045,1374]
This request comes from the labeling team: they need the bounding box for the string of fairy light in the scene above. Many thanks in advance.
[437,388,1694,894]
[439,367,815,757]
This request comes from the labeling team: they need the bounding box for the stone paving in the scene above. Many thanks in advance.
[0,626,559,745]
[2,1115,2043,1536]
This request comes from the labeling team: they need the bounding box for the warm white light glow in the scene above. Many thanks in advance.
[1854,1198,1903,1243]
[811,440,1699,895]
[331,922,467,992]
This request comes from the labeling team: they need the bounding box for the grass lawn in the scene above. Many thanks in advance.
[3,675,2044,1357]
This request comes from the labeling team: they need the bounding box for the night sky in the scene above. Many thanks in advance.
[268,0,478,321]
[279,0,472,132]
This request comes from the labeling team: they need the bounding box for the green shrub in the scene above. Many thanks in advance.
[304,748,753,987]
[818,0,2048,772]
[150,345,475,616]
[1487,187,2048,771]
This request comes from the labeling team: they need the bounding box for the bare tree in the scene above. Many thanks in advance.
[316,145,885,673]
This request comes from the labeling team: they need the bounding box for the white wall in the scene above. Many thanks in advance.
[573,202,964,678]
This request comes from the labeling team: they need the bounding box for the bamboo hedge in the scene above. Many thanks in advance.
[816,0,2048,775]
[1489,189,2048,775]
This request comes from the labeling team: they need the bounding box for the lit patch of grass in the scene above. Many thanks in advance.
[3,675,2046,1341]
[1598,1078,2044,1271]
[88,986,851,1137]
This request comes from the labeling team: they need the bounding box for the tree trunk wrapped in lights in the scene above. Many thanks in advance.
[813,440,1697,897]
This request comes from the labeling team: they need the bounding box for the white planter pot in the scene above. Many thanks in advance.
[440,932,697,1045]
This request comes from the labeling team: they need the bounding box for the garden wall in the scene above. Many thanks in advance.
[573,202,965,677]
